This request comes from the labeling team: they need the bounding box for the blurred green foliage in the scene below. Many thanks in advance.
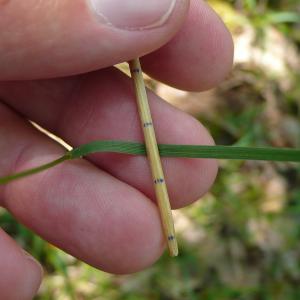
[1,0,300,299]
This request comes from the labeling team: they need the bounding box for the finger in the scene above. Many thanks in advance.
[0,68,218,209]
[0,0,189,80]
[0,228,42,300]
[141,0,234,91]
[0,102,164,274]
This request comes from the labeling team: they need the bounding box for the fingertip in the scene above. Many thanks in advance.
[0,229,42,300]
[22,251,43,299]
[183,0,234,91]
[188,9,234,91]
[90,187,166,274]
[104,201,165,274]
[141,0,234,91]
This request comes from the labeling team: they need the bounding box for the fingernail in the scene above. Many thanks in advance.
[22,250,43,298]
[23,250,44,278]
[89,0,177,30]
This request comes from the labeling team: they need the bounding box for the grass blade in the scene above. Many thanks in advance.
[0,155,70,185]
[1,140,299,185]
[71,141,300,162]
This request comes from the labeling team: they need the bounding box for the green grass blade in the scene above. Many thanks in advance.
[0,155,70,185]
[1,140,300,185]
[158,144,300,161]
[70,140,146,158]
[70,141,300,162]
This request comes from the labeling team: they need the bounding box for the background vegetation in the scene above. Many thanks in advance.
[1,0,300,299]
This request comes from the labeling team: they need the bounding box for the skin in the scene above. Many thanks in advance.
[0,0,233,298]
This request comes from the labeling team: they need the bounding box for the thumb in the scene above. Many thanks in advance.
[0,0,189,80]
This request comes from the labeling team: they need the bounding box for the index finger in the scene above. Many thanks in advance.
[142,0,233,91]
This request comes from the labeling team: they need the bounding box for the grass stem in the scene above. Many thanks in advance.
[129,58,178,257]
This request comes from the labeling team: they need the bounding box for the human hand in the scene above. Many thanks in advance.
[0,0,233,298]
